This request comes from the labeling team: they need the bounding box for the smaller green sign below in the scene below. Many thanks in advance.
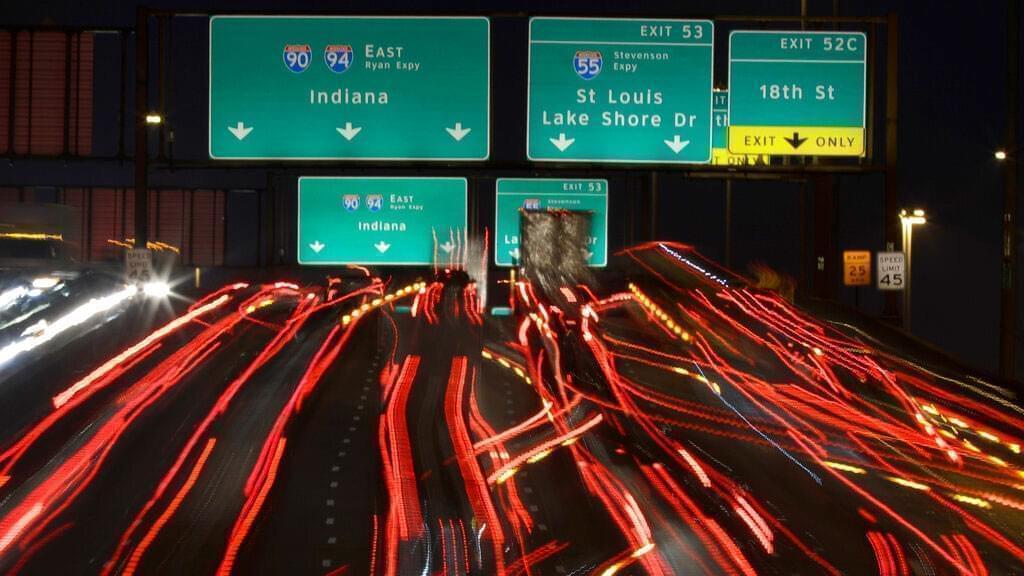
[495,178,608,267]
[298,177,467,265]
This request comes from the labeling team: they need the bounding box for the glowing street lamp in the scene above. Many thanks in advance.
[995,149,1008,161]
[900,208,927,331]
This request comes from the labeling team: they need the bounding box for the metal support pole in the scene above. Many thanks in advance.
[799,179,810,293]
[649,171,658,240]
[626,174,636,245]
[118,31,127,163]
[1000,0,1019,379]
[902,219,913,331]
[261,173,273,267]
[62,31,71,158]
[812,174,837,300]
[883,13,901,322]
[468,177,479,235]
[7,32,15,156]
[156,15,166,161]
[724,179,733,268]
[134,7,149,247]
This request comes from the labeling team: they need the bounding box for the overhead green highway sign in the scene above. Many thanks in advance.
[209,16,489,160]
[713,91,728,149]
[297,177,467,265]
[495,178,608,267]
[711,90,768,166]
[527,18,714,164]
[728,30,867,156]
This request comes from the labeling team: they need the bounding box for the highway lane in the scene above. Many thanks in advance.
[131,289,344,574]
[366,279,635,575]
[579,241,1024,573]
[0,276,436,575]
[371,281,494,575]
[0,247,1023,575]
[475,340,626,575]
[0,283,249,505]
[0,272,187,443]
[2,271,703,575]
[237,299,386,575]
[0,283,293,573]
[105,278,402,575]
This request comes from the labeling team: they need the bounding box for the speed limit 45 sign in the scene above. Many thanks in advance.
[876,251,906,291]
[126,248,153,284]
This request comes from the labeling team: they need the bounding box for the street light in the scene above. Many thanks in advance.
[995,149,1008,161]
[900,208,927,331]
[145,113,162,125]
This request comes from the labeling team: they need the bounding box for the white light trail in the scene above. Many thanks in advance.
[0,286,137,368]
[0,286,28,311]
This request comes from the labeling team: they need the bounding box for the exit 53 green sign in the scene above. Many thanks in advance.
[495,178,608,267]
[527,18,714,163]
[297,177,467,265]
[209,16,489,160]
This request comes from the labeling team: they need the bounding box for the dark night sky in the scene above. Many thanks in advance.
[1,0,1021,375]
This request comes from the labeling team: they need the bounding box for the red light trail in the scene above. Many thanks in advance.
[3,246,1024,574]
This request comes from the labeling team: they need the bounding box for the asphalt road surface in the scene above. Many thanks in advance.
[0,245,1023,575]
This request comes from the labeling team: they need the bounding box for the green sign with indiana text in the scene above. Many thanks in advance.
[297,177,467,265]
[527,18,714,163]
[209,16,490,160]
[495,178,608,267]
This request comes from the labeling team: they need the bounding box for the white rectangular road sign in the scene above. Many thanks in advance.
[126,248,153,284]
[876,251,905,291]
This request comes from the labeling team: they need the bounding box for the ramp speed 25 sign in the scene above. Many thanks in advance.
[843,250,871,286]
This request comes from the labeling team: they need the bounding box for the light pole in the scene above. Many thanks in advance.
[900,209,926,332]
[1000,0,1019,380]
